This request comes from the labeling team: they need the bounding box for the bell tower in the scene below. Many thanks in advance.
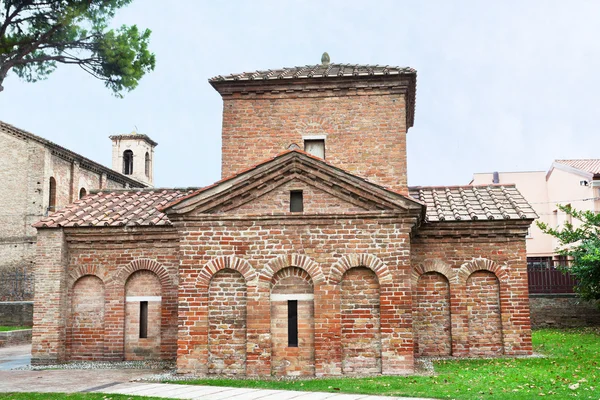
[109,132,157,187]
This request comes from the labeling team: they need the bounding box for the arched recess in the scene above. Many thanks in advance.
[68,265,107,288]
[208,268,247,375]
[414,272,452,356]
[112,259,174,289]
[262,254,324,285]
[411,259,455,287]
[330,254,392,285]
[197,256,256,289]
[270,267,315,377]
[466,271,503,356]
[341,267,381,375]
[457,258,508,286]
[69,275,105,360]
[124,269,162,360]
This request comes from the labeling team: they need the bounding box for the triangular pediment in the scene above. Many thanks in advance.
[163,151,424,217]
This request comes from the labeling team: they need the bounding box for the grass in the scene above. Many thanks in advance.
[168,328,600,400]
[0,326,30,332]
[0,395,169,400]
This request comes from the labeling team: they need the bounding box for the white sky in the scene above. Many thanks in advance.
[1,0,599,188]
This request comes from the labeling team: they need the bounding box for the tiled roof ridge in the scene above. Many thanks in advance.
[90,187,200,194]
[556,158,600,161]
[0,120,147,188]
[210,63,416,82]
[409,183,516,190]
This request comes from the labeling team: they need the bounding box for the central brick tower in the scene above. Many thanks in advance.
[210,54,416,194]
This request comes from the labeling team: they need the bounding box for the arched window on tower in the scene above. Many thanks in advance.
[49,177,57,212]
[145,152,150,177]
[123,150,133,175]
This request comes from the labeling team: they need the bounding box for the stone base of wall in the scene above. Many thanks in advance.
[0,302,33,326]
[0,329,32,348]
[530,294,600,328]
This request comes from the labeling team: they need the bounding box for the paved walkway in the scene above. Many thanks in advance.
[95,382,434,400]
[0,344,434,399]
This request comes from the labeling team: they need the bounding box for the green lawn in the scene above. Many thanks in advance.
[169,328,600,400]
[0,395,168,400]
[0,326,30,332]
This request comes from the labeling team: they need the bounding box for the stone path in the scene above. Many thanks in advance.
[0,344,435,399]
[95,382,435,400]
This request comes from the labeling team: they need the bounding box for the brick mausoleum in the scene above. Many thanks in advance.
[32,56,536,376]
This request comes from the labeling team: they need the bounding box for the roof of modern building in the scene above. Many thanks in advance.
[554,159,600,176]
[0,120,147,188]
[209,63,416,82]
[409,184,537,222]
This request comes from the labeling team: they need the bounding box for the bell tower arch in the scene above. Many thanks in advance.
[110,132,157,187]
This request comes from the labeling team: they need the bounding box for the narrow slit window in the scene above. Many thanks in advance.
[290,190,303,212]
[139,301,148,339]
[48,177,56,212]
[288,300,298,347]
[304,139,325,159]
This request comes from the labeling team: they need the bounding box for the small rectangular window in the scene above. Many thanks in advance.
[304,139,325,159]
[288,300,298,347]
[139,301,148,339]
[290,190,303,212]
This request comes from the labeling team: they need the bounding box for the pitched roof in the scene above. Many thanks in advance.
[409,185,537,222]
[163,150,424,215]
[0,120,147,188]
[554,159,600,176]
[33,189,197,228]
[209,64,416,82]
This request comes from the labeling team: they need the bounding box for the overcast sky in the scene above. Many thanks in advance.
[1,0,599,188]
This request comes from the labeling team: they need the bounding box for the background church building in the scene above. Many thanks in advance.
[31,55,536,376]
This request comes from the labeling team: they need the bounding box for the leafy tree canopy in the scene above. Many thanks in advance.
[0,0,155,96]
[538,204,600,302]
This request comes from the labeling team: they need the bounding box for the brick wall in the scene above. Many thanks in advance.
[125,270,162,360]
[68,275,104,360]
[413,272,451,356]
[174,213,416,376]
[411,221,532,357]
[220,89,408,194]
[231,180,368,214]
[529,295,600,328]
[270,267,315,377]
[467,271,503,356]
[208,269,247,375]
[341,267,381,375]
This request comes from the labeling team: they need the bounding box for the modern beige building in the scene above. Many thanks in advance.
[471,159,600,271]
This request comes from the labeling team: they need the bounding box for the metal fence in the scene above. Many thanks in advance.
[0,266,34,301]
[527,257,576,294]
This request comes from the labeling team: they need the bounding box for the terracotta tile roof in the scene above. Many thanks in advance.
[33,189,197,228]
[210,64,416,82]
[409,185,537,222]
[555,159,600,175]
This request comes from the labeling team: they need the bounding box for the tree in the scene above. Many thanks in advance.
[0,0,155,96]
[538,204,600,302]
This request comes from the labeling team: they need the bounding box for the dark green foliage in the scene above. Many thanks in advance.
[538,204,600,302]
[0,0,155,96]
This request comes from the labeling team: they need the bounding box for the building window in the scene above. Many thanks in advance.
[123,150,134,175]
[304,139,325,159]
[288,300,298,347]
[79,188,87,199]
[48,177,56,212]
[145,152,150,177]
[139,301,148,339]
[290,190,303,212]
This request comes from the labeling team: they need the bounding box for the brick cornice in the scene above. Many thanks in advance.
[415,219,532,239]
